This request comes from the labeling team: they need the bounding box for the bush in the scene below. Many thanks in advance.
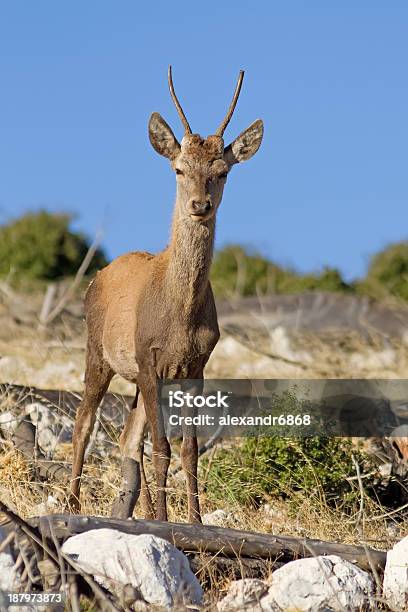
[210,245,351,298]
[210,245,271,296]
[363,241,408,301]
[0,211,107,280]
[203,436,371,510]
[277,266,351,294]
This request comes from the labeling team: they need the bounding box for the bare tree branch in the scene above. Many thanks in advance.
[40,230,103,327]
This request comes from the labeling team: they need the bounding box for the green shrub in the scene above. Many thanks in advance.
[277,266,350,294]
[363,241,408,301]
[210,245,271,296]
[0,211,107,280]
[210,245,351,298]
[203,436,371,509]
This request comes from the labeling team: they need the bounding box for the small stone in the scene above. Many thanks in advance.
[383,536,408,609]
[202,509,233,526]
[217,578,269,611]
[0,551,21,591]
[0,411,18,436]
[32,494,59,516]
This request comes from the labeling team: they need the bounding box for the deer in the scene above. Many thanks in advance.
[69,67,264,523]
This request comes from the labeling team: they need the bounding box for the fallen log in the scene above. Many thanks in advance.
[33,514,386,573]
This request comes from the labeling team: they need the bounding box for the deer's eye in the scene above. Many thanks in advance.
[175,169,184,176]
[219,172,228,179]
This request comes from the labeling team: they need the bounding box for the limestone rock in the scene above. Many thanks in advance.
[265,555,374,611]
[62,528,203,608]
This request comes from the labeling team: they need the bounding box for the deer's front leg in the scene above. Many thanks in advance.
[111,389,154,519]
[180,377,203,523]
[138,368,170,521]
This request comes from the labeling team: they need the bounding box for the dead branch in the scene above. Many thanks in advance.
[39,230,103,327]
[38,283,58,327]
[0,500,121,611]
[33,514,386,573]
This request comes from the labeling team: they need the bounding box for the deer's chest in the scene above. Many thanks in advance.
[135,297,220,378]
[152,322,218,378]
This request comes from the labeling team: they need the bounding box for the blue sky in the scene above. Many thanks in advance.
[0,2,407,281]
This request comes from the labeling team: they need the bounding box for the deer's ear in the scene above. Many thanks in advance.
[149,113,180,160]
[224,119,264,166]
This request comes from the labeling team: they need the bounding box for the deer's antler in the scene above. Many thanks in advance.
[216,70,245,137]
[168,65,192,134]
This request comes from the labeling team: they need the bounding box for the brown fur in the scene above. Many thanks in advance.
[70,77,264,523]
[180,134,224,161]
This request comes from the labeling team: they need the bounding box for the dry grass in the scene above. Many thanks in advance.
[2,397,408,610]
[0,435,401,546]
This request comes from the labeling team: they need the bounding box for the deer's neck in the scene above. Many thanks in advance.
[166,210,215,316]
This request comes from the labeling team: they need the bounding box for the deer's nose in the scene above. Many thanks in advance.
[189,198,212,216]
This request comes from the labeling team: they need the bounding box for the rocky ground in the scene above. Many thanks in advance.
[2,286,408,389]
[1,285,408,609]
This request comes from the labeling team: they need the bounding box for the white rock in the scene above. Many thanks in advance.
[259,503,280,519]
[32,495,59,516]
[217,579,270,611]
[202,509,233,526]
[266,325,311,364]
[26,402,73,454]
[0,528,22,602]
[62,529,202,608]
[378,462,393,479]
[265,555,374,611]
[0,410,19,436]
[383,536,408,608]
[0,552,21,591]
[349,348,396,370]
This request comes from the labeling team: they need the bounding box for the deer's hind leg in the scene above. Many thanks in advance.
[111,388,154,519]
[70,347,113,512]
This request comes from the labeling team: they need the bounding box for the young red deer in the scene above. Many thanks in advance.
[70,67,263,522]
